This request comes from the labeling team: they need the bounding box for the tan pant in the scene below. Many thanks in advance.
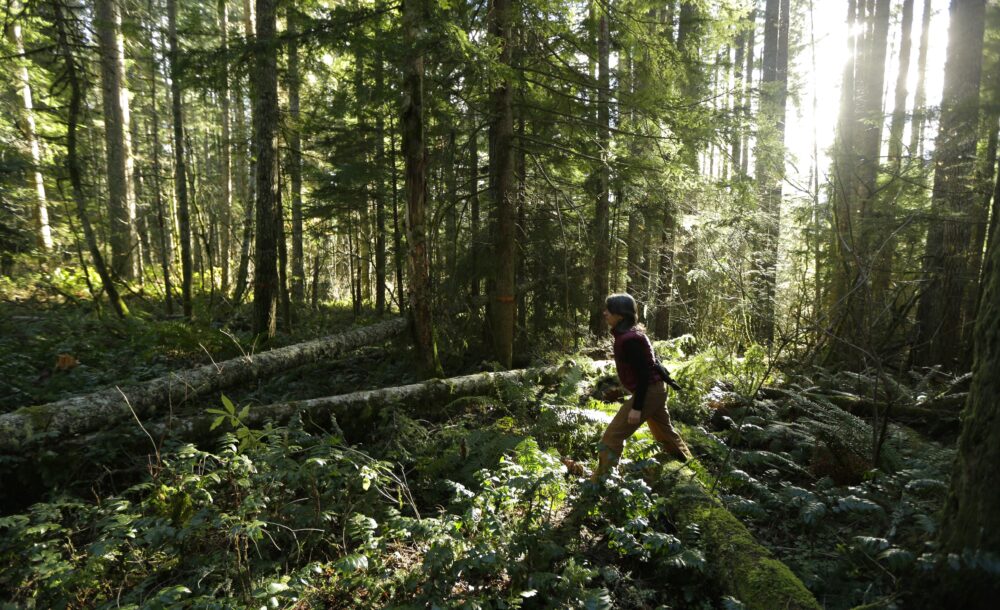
[596,381,691,476]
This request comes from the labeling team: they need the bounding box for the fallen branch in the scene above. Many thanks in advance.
[0,318,407,451]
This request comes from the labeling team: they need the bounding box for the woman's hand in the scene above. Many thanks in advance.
[628,409,642,425]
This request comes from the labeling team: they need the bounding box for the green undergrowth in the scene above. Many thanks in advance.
[0,321,967,608]
[0,365,735,609]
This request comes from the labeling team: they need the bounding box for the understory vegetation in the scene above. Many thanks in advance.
[0,291,977,610]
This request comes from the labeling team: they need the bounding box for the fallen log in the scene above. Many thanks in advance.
[0,318,407,451]
[141,364,570,442]
[756,387,963,421]
[655,462,822,610]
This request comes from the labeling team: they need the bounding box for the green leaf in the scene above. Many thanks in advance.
[221,393,235,415]
[210,416,225,431]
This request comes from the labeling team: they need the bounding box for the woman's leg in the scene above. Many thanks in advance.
[643,383,693,460]
[595,397,643,477]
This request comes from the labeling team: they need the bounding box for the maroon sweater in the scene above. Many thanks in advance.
[612,327,662,410]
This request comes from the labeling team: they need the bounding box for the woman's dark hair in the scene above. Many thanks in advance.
[605,293,637,331]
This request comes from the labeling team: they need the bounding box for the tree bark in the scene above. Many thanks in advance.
[95,0,138,280]
[938,124,1000,603]
[251,0,281,339]
[489,0,517,366]
[913,0,987,369]
[6,1,52,251]
[401,0,441,374]
[167,0,193,319]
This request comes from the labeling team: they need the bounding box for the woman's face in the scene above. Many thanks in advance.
[603,308,623,328]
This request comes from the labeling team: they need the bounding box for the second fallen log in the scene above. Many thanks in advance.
[0,318,407,452]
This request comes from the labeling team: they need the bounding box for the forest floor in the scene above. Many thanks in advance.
[0,283,966,609]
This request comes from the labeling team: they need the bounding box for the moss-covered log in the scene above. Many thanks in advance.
[656,462,822,610]
[0,318,407,451]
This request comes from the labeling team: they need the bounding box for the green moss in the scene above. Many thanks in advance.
[14,405,56,442]
[659,463,821,610]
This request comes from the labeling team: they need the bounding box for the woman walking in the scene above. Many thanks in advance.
[595,293,693,478]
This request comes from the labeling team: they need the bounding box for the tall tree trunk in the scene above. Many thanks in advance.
[877,0,915,298]
[469,111,481,301]
[589,1,611,336]
[232,0,256,304]
[147,15,172,314]
[402,0,441,374]
[731,14,747,181]
[913,0,987,369]
[167,0,193,318]
[963,123,999,355]
[857,0,891,297]
[251,0,281,339]
[741,9,756,177]
[938,163,1000,606]
[374,50,388,315]
[218,0,233,294]
[888,0,915,167]
[54,1,127,318]
[445,127,458,285]
[751,0,786,345]
[490,0,517,366]
[828,0,891,365]
[95,0,137,279]
[232,80,254,304]
[909,0,932,159]
[6,1,52,251]
[390,116,405,313]
[287,6,305,304]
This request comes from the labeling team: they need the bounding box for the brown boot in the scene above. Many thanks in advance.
[592,448,620,481]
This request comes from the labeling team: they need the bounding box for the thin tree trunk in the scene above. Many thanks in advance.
[742,9,756,177]
[374,50,388,315]
[219,0,233,294]
[232,0,256,304]
[167,0,193,318]
[876,0,915,298]
[147,17,172,314]
[401,0,440,374]
[909,0,932,159]
[490,0,517,366]
[391,115,405,313]
[469,111,481,301]
[54,1,127,319]
[6,1,52,251]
